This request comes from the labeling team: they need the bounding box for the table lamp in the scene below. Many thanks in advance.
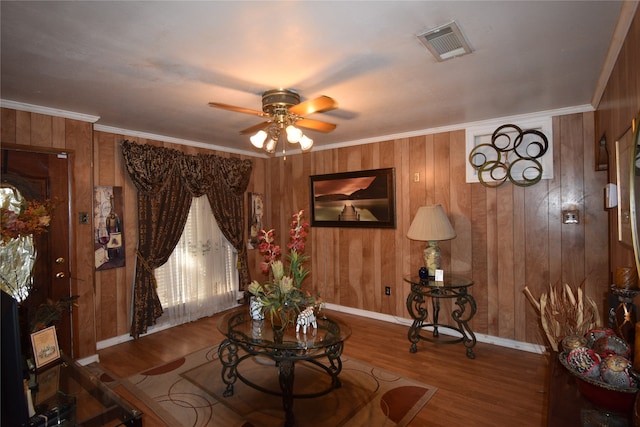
[407,205,456,277]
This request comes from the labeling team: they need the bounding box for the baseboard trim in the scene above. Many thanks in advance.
[324,303,546,354]
[88,303,544,363]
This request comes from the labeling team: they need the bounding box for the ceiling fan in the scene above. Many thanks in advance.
[208,89,338,153]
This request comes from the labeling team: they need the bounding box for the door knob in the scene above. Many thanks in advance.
[56,272,66,279]
[55,257,65,264]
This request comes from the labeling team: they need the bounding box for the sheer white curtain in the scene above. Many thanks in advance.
[154,195,238,327]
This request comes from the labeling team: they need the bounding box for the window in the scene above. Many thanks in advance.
[154,196,238,327]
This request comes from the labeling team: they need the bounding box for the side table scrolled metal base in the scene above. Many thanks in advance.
[404,275,477,359]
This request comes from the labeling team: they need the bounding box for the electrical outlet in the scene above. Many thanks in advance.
[79,212,89,224]
[385,286,391,296]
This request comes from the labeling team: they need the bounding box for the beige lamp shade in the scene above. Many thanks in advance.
[407,205,456,242]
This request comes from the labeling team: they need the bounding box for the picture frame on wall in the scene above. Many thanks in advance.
[94,186,126,270]
[248,192,264,249]
[596,134,608,171]
[309,168,396,228]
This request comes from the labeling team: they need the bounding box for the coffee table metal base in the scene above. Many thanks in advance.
[218,338,344,427]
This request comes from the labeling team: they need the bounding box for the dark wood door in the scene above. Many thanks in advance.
[1,147,73,356]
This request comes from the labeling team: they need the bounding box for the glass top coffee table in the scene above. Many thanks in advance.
[27,352,142,427]
[217,307,351,427]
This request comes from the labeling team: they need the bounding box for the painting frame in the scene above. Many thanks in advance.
[596,134,608,171]
[309,168,396,229]
[30,326,60,370]
[94,185,126,270]
[248,192,265,249]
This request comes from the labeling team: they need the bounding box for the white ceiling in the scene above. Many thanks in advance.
[0,1,630,155]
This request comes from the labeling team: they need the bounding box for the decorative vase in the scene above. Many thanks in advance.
[267,312,287,344]
[249,296,264,320]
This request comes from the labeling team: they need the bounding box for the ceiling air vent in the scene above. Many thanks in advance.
[417,20,472,62]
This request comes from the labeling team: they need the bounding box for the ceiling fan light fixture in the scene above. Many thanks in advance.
[250,130,267,148]
[209,88,338,154]
[299,135,313,151]
[265,138,278,153]
[286,125,303,143]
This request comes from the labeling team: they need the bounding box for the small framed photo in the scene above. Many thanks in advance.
[31,326,61,369]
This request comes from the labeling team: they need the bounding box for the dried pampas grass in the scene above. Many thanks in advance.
[523,281,600,352]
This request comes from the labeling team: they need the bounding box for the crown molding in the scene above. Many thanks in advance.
[313,104,594,153]
[2,97,592,159]
[93,124,264,157]
[591,1,639,108]
[0,99,100,123]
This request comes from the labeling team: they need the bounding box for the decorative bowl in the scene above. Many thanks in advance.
[559,352,638,413]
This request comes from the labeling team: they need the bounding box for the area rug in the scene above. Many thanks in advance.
[99,345,437,427]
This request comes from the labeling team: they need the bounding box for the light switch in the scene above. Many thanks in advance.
[605,183,617,208]
[413,173,420,182]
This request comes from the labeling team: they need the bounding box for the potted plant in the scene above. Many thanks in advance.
[248,210,321,329]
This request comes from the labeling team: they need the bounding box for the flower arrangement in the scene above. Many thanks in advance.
[523,281,600,352]
[1,199,53,244]
[248,210,321,328]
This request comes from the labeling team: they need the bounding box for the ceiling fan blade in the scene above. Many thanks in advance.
[288,95,338,116]
[296,118,337,133]
[208,102,265,117]
[239,121,271,135]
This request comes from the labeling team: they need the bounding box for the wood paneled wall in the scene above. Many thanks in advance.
[1,108,95,357]
[260,114,608,346]
[597,8,640,282]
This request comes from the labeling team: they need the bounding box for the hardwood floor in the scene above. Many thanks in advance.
[97,308,549,426]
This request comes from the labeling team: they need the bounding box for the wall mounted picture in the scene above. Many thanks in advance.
[309,168,396,228]
[94,186,126,270]
[248,192,264,249]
